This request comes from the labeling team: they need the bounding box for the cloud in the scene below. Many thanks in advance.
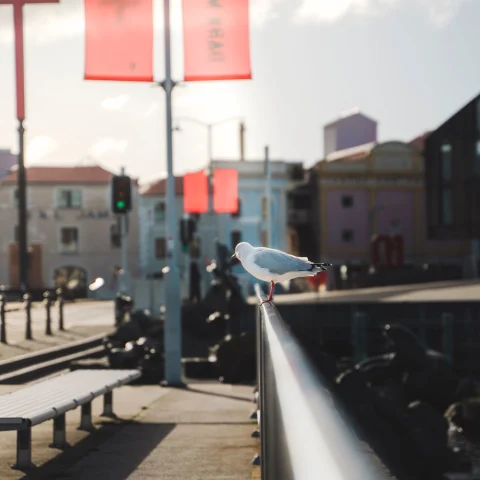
[90,138,128,158]
[0,3,84,46]
[26,136,58,164]
[138,102,160,117]
[293,0,475,26]
[250,0,285,27]
[101,95,130,111]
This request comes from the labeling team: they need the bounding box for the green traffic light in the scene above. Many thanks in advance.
[117,200,126,209]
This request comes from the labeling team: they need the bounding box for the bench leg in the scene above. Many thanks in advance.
[101,391,116,418]
[78,402,94,431]
[50,414,69,449]
[12,428,35,470]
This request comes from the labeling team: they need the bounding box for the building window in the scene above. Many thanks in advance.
[477,98,480,133]
[442,188,453,226]
[261,197,268,219]
[440,143,452,182]
[341,229,354,243]
[231,230,242,249]
[155,237,166,259]
[232,198,242,218]
[110,224,120,248]
[261,230,268,246]
[154,201,165,223]
[57,189,82,209]
[60,227,79,253]
[475,140,480,175]
[341,195,353,208]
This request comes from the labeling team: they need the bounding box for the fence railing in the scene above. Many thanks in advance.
[253,283,380,480]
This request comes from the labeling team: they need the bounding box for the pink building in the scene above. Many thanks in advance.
[315,140,468,266]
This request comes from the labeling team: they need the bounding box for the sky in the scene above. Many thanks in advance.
[0,0,479,183]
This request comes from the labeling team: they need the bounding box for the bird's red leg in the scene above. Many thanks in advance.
[261,281,275,306]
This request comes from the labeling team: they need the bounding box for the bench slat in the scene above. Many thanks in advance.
[0,369,140,429]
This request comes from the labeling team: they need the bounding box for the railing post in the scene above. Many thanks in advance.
[56,288,64,331]
[352,310,367,364]
[44,291,52,336]
[442,312,454,366]
[24,293,32,340]
[0,295,6,344]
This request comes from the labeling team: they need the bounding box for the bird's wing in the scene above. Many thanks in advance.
[251,249,312,276]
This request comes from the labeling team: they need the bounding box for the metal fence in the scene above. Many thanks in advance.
[253,283,380,480]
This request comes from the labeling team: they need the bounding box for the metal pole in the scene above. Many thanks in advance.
[18,119,28,292]
[119,167,128,293]
[264,146,272,248]
[161,0,183,386]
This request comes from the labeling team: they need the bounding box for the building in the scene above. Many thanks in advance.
[0,165,140,296]
[315,140,468,267]
[138,159,304,296]
[0,150,16,178]
[323,108,377,156]
[424,93,480,276]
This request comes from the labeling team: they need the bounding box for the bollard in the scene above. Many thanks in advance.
[442,312,454,366]
[24,293,32,340]
[0,295,6,344]
[44,291,52,336]
[56,288,64,331]
[352,310,368,364]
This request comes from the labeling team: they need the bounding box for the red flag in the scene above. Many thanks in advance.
[84,0,154,82]
[184,171,208,213]
[182,0,251,82]
[214,169,238,213]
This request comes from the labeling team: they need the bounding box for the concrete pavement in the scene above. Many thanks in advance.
[0,381,257,480]
[0,301,114,362]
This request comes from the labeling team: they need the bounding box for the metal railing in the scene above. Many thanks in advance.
[254,283,380,480]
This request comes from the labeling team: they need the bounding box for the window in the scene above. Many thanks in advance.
[261,230,268,246]
[57,189,82,208]
[341,229,354,243]
[60,227,79,253]
[110,224,121,248]
[155,237,166,259]
[341,195,353,208]
[154,201,165,223]
[261,197,268,219]
[440,143,452,182]
[475,140,480,175]
[477,98,480,133]
[231,230,242,249]
[442,188,453,226]
[232,198,242,218]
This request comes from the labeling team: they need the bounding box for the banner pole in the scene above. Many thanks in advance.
[160,0,183,386]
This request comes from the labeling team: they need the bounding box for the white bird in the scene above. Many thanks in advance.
[231,242,332,305]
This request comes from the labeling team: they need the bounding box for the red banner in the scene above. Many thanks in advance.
[184,171,208,213]
[182,0,251,82]
[84,0,154,82]
[214,169,238,213]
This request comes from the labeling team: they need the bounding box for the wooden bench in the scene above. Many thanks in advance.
[0,368,141,469]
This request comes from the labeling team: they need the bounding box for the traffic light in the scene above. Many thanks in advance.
[111,175,132,214]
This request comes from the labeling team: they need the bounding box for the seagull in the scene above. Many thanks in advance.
[231,242,332,305]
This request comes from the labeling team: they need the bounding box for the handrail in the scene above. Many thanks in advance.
[254,283,379,479]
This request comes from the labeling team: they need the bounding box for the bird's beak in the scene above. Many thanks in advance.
[230,254,240,266]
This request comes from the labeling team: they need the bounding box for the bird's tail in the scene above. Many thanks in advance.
[309,262,332,273]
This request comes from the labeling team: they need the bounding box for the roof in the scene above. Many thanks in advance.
[324,142,376,163]
[409,131,431,152]
[141,176,184,196]
[3,165,115,184]
[324,109,377,128]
